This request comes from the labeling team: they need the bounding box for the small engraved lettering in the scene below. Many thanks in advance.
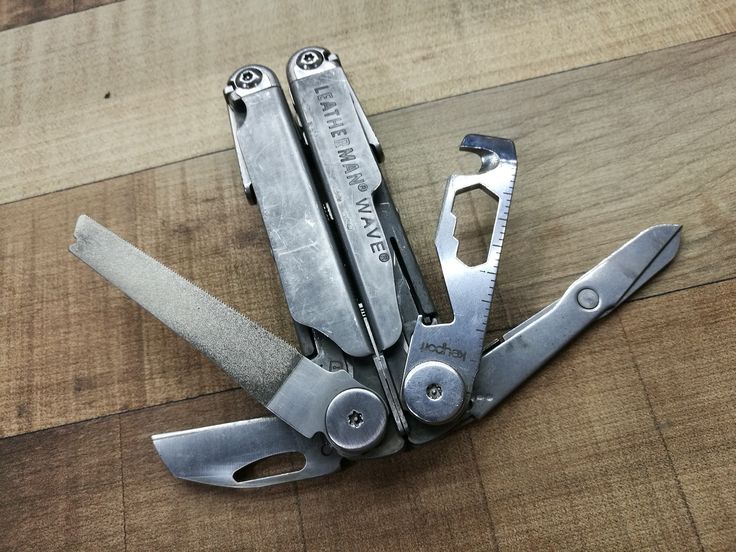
[337,148,356,162]
[420,342,467,361]
[314,84,386,257]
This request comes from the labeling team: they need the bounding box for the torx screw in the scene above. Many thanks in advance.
[325,388,387,453]
[347,410,364,428]
[297,49,324,70]
[577,288,600,310]
[236,68,262,89]
[426,383,443,401]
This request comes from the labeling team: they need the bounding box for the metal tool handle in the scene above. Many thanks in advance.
[225,65,372,358]
[287,47,414,436]
[287,47,402,352]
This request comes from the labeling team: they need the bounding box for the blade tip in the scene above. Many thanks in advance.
[646,223,683,245]
[151,435,182,477]
[665,223,683,246]
[650,223,683,267]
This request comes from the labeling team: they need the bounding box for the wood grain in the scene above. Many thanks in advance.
[74,0,121,11]
[379,33,736,328]
[0,0,122,32]
[0,1,72,32]
[2,34,736,438]
[0,417,124,551]
[470,316,701,550]
[2,0,733,549]
[621,279,736,551]
[1,0,735,203]
[2,278,732,550]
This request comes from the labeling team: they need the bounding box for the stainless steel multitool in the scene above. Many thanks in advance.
[70,46,682,488]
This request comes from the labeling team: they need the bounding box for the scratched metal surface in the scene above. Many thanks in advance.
[0,1,735,551]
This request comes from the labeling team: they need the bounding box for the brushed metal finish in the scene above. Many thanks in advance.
[287,48,401,351]
[152,416,342,488]
[225,65,371,357]
[403,135,516,425]
[470,224,683,419]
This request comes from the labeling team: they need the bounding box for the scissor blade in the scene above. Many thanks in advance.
[152,417,342,488]
[614,224,682,306]
[469,224,682,420]
[583,224,682,316]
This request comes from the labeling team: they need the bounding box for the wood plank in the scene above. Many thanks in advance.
[296,433,496,552]
[1,0,735,203]
[0,1,72,32]
[620,279,736,551]
[469,316,701,550]
[3,34,736,438]
[74,0,121,11]
[0,417,124,551]
[0,0,120,33]
[5,279,731,550]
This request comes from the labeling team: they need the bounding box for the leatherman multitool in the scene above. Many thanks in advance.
[70,47,682,488]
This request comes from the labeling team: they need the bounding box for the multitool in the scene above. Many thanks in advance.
[70,47,682,488]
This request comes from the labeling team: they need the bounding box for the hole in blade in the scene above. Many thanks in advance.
[232,452,306,483]
[452,186,499,267]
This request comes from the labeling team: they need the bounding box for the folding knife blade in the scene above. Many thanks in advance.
[70,215,387,451]
[469,224,682,419]
[152,416,342,488]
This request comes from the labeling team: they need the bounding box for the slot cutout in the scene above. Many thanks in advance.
[232,452,306,482]
[452,186,499,267]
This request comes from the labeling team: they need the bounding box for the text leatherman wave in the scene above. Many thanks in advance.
[69,46,683,488]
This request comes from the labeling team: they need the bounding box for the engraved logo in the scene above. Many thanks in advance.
[313,84,388,261]
[420,342,467,361]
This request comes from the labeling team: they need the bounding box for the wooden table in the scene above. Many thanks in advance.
[1,1,734,550]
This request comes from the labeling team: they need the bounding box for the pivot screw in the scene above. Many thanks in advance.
[236,68,262,89]
[297,49,324,70]
[426,383,443,400]
[403,362,465,425]
[577,288,600,309]
[347,410,364,428]
[325,388,387,454]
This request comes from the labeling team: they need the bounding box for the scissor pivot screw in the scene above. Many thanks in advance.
[297,49,324,70]
[577,288,600,310]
